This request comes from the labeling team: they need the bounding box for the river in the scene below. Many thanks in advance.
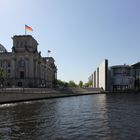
[0,93,140,140]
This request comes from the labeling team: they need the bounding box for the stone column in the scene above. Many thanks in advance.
[29,58,34,78]
[34,59,38,79]
[36,60,38,78]
[25,58,29,78]
[11,59,15,78]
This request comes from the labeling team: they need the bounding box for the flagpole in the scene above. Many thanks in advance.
[25,25,26,35]
[47,51,49,57]
[47,50,51,57]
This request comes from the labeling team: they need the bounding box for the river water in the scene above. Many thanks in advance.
[0,94,140,140]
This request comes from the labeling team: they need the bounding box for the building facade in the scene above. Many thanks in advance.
[91,59,108,90]
[131,62,140,91]
[88,59,140,91]
[0,35,57,88]
[109,65,134,91]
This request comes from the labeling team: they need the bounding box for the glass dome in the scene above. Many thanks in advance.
[0,44,7,53]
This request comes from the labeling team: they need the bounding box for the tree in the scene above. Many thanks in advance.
[57,79,68,87]
[79,81,83,87]
[68,80,77,87]
[88,80,93,87]
[84,80,93,88]
[84,82,89,87]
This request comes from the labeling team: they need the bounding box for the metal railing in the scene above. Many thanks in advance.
[0,88,57,94]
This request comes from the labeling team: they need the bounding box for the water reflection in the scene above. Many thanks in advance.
[0,101,46,140]
[0,94,140,140]
[105,94,140,140]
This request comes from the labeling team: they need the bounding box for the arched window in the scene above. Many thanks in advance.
[19,59,25,67]
[25,41,27,46]
[7,62,11,67]
[20,42,23,47]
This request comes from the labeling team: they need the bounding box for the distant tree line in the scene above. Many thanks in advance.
[56,80,77,88]
[56,79,93,88]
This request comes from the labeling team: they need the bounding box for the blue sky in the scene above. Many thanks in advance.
[0,0,140,84]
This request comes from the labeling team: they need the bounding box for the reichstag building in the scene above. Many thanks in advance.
[0,35,57,88]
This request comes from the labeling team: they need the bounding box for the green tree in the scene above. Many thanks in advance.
[88,80,93,87]
[57,79,68,87]
[84,80,93,88]
[79,81,83,87]
[68,80,77,87]
[84,82,89,87]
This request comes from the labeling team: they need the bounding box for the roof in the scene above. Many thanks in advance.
[12,35,38,45]
[110,65,130,69]
[0,44,7,53]
[131,62,140,67]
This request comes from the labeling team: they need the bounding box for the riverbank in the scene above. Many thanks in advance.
[0,87,139,104]
[0,87,102,104]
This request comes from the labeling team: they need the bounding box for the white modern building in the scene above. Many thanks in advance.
[88,59,140,91]
[91,59,108,91]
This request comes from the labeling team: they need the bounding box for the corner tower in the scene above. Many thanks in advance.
[12,35,38,53]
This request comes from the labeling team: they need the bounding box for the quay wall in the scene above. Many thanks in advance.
[0,88,138,104]
[0,92,60,104]
[0,88,102,104]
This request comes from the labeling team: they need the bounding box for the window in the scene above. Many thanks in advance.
[0,61,3,67]
[25,41,27,46]
[7,82,10,86]
[19,59,25,67]
[16,41,19,46]
[18,82,22,87]
[20,42,23,47]
[7,62,11,67]
[8,69,11,73]
[20,71,24,79]
[7,74,10,78]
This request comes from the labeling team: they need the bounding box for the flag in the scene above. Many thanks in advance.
[25,24,33,32]
[48,50,51,53]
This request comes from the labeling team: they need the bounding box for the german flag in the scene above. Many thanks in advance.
[25,24,33,32]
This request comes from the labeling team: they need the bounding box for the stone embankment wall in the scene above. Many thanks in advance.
[0,88,62,104]
[0,88,101,104]
[0,92,58,104]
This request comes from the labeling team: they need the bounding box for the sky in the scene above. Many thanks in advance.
[0,0,140,84]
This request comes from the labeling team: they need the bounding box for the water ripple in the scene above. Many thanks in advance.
[0,94,140,140]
